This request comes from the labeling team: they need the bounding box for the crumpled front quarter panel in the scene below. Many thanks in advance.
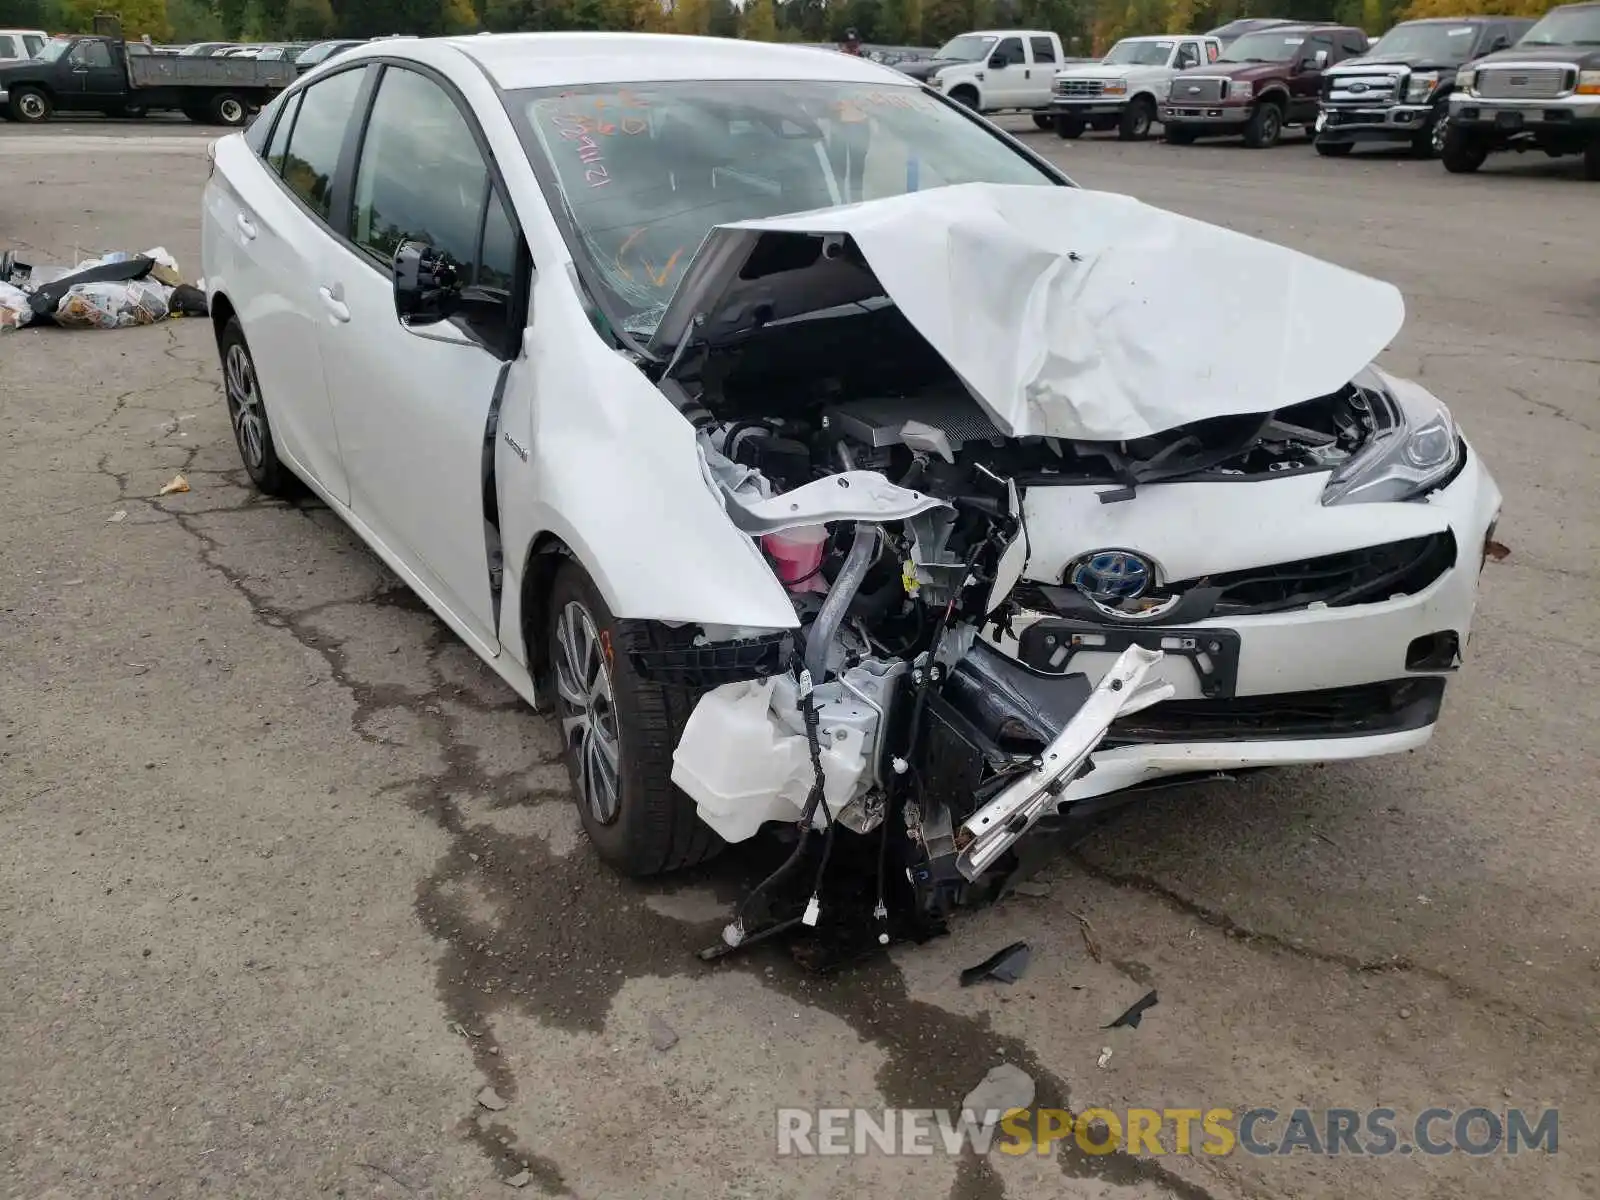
[497,276,799,638]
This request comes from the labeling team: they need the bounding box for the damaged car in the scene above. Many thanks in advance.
[202,33,1502,949]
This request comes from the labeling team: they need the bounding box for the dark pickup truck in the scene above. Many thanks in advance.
[0,20,295,126]
[1442,0,1600,179]
[1315,17,1534,159]
[1161,22,1371,147]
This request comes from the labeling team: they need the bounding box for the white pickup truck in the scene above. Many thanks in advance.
[1050,34,1224,139]
[897,30,1083,126]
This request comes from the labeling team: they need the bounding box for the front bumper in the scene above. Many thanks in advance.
[1315,102,1435,143]
[1160,102,1252,126]
[1449,92,1600,137]
[1051,97,1131,115]
[1000,440,1501,797]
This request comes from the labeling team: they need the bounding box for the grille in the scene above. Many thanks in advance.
[1056,78,1105,97]
[1476,65,1572,100]
[1170,77,1226,104]
[1105,678,1446,745]
[1326,72,1402,104]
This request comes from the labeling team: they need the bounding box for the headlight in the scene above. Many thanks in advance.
[1578,69,1600,95]
[1321,371,1463,506]
[1405,71,1440,102]
[1456,67,1476,95]
[1103,80,1128,96]
[1225,78,1254,101]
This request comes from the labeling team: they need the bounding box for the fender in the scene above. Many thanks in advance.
[494,271,799,666]
[1256,85,1292,108]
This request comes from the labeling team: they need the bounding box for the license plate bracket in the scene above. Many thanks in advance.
[1017,621,1242,699]
[1494,109,1523,128]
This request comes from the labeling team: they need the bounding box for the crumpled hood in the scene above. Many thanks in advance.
[650,182,1404,443]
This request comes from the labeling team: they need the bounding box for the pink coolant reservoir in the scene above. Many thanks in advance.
[762,525,829,594]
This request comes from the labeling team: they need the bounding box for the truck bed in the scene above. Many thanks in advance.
[126,53,297,91]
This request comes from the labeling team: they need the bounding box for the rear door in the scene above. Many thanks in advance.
[313,62,527,653]
[213,66,368,502]
[1027,34,1058,106]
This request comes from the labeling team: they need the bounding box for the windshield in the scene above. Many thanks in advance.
[1103,39,1175,66]
[36,37,71,63]
[1220,31,1306,63]
[1368,21,1481,60]
[1521,6,1600,45]
[933,34,997,61]
[515,80,1059,337]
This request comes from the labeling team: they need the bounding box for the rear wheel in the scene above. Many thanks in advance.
[1315,139,1354,157]
[1117,96,1155,141]
[1242,101,1283,148]
[547,562,722,877]
[1055,113,1085,139]
[9,86,52,123]
[1440,125,1489,174]
[207,92,248,126]
[218,318,296,497]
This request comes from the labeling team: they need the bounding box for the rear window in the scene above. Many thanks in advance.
[0,35,17,57]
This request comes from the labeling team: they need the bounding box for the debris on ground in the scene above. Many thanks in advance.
[1485,538,1511,562]
[0,246,206,332]
[1097,1046,1113,1068]
[960,940,1032,987]
[158,475,190,496]
[1103,989,1159,1030]
[1068,910,1103,962]
[1010,880,1052,899]
[962,1063,1036,1119]
[506,1169,532,1189]
[647,1013,678,1052]
[477,1086,508,1112]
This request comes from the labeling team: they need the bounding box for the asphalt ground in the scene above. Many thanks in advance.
[2,116,1597,1200]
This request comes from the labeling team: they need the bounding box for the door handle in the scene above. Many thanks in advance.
[235,213,257,241]
[318,284,350,324]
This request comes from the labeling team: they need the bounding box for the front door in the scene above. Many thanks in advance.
[1289,33,1333,124]
[72,39,125,104]
[985,35,1028,107]
[315,63,524,653]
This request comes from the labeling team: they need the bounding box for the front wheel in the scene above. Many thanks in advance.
[1055,113,1085,139]
[1164,125,1195,145]
[207,91,248,126]
[1582,140,1600,181]
[218,318,296,496]
[1440,125,1489,174]
[949,87,980,111]
[1031,112,1053,131]
[1117,97,1155,142]
[1242,102,1283,148]
[9,86,53,123]
[1411,102,1448,159]
[1315,139,1354,157]
[547,562,722,877]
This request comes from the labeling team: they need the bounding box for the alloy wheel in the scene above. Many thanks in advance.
[1432,112,1450,156]
[224,342,265,469]
[554,599,622,825]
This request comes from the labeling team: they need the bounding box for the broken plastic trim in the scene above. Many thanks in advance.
[955,644,1172,880]
[629,631,791,688]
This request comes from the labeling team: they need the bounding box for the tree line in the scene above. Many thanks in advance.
[0,0,1573,63]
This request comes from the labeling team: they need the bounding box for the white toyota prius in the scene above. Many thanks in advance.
[203,32,1501,944]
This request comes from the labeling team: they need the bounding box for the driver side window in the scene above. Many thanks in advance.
[1176,41,1200,69]
[71,41,112,68]
[992,36,1023,66]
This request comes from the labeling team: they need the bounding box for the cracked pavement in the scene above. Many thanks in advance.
[2,122,1597,1200]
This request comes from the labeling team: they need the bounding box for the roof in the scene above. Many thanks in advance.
[444,32,914,90]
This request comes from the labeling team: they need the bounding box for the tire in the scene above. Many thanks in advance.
[1242,101,1283,148]
[207,92,248,126]
[1117,96,1155,141]
[1315,139,1354,157]
[1164,125,1195,145]
[1031,112,1052,131]
[1440,125,1489,174]
[547,561,722,877]
[218,318,296,497]
[949,86,979,110]
[1410,102,1447,159]
[1055,114,1085,139]
[9,86,53,123]
[1583,140,1600,181]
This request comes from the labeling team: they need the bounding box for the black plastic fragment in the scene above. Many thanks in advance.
[168,283,209,317]
[960,940,1031,986]
[28,255,154,318]
[1103,989,1159,1029]
[629,631,790,689]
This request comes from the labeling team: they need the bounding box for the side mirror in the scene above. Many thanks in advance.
[1489,36,1510,51]
[393,241,459,326]
[1301,48,1329,70]
[988,52,1009,68]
